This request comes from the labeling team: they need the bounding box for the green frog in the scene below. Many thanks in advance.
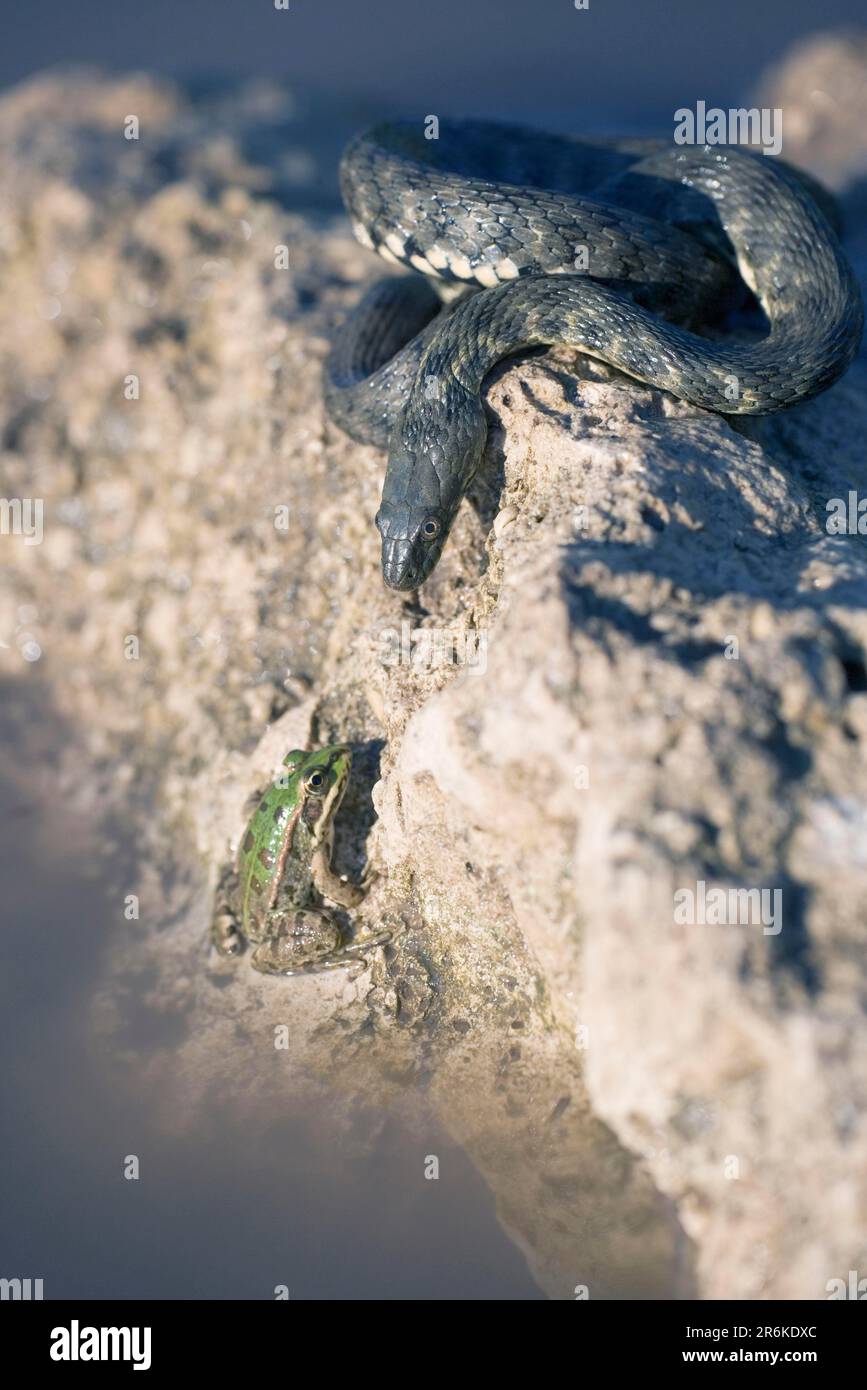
[211,744,379,976]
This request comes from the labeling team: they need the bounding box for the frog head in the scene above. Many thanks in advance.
[283,744,353,844]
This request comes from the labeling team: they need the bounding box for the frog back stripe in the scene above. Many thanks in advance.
[263,802,303,915]
[239,799,303,925]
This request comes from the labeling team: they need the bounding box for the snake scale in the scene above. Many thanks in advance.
[324,120,863,590]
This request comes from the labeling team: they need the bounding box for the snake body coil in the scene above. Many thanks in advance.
[325,121,863,590]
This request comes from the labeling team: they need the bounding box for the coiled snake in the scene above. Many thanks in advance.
[324,121,863,590]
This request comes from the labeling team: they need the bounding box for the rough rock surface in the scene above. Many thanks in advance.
[2,40,866,1299]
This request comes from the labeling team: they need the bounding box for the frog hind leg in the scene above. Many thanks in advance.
[250,907,345,976]
[253,917,400,978]
[210,864,245,957]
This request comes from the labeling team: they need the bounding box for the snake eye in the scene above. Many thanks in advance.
[421,517,440,541]
[305,770,326,795]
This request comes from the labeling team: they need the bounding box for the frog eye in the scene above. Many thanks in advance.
[421,517,440,541]
[305,770,327,795]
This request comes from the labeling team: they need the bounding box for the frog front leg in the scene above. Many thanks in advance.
[210,864,245,957]
[311,843,365,909]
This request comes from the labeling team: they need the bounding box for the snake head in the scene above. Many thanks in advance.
[376,500,450,590]
[377,384,489,590]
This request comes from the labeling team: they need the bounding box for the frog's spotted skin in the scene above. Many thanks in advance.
[211,744,382,976]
